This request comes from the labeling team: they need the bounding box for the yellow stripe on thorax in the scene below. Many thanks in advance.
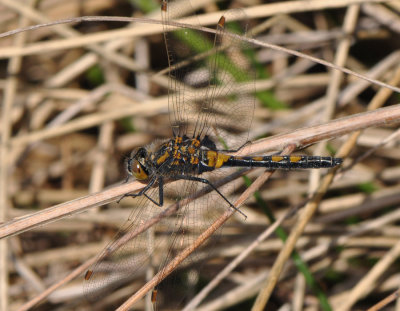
[156,151,170,165]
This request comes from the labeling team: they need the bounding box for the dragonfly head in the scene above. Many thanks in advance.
[126,147,149,181]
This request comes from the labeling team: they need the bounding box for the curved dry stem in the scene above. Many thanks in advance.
[2,104,400,240]
[0,13,399,94]
[240,104,400,156]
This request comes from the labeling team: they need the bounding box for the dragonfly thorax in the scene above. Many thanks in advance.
[126,136,217,183]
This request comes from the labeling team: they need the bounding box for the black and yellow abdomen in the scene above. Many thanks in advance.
[200,152,342,171]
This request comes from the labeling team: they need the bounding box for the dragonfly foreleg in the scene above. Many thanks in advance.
[118,177,164,207]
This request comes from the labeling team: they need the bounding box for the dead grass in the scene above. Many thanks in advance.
[1,0,400,310]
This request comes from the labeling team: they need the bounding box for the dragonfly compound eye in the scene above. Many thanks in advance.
[131,159,149,181]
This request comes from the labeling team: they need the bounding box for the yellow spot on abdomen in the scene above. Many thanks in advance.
[271,156,283,162]
[207,151,231,168]
[289,156,302,162]
[215,153,230,168]
[206,151,217,167]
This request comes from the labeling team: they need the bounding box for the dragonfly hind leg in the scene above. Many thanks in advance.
[201,135,251,154]
[173,174,247,219]
[221,140,252,153]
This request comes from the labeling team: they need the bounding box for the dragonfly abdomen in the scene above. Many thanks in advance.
[225,155,342,169]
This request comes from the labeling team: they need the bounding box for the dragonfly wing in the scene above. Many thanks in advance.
[162,1,256,150]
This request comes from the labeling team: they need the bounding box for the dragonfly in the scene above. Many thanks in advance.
[83,0,342,308]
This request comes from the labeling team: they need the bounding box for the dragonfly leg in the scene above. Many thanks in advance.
[118,177,164,207]
[200,136,250,153]
[220,140,252,153]
[173,175,247,219]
